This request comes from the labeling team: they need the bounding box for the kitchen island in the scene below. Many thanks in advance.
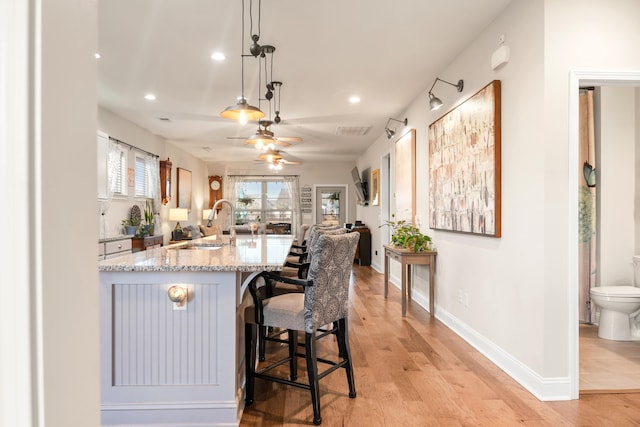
[98,234,292,427]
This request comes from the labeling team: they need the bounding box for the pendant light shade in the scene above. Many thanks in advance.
[220,0,264,124]
[221,97,264,125]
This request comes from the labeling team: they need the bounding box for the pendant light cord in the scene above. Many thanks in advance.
[241,0,245,98]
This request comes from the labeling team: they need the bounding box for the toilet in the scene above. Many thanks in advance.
[590,256,640,341]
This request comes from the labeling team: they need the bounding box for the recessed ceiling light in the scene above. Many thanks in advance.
[349,96,361,104]
[94,53,101,59]
[211,52,226,61]
[144,94,156,101]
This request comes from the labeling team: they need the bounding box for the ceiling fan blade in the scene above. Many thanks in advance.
[275,136,302,143]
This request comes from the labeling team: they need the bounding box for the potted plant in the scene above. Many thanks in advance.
[380,214,433,252]
[138,200,155,236]
[122,205,142,235]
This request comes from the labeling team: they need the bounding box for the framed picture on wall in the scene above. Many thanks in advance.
[177,167,192,211]
[371,169,380,206]
[428,80,501,237]
[395,129,416,224]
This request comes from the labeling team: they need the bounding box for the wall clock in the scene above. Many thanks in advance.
[208,175,223,208]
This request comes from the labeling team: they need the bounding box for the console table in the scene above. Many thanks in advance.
[131,235,163,252]
[383,245,437,317]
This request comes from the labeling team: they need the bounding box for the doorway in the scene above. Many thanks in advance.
[315,186,347,226]
[569,71,640,398]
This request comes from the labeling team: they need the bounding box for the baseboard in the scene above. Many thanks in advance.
[102,401,239,426]
[436,307,572,401]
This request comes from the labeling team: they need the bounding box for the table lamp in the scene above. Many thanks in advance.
[169,208,189,240]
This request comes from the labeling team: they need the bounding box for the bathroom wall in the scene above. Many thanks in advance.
[598,87,637,285]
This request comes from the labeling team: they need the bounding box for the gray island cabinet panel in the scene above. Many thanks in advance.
[98,235,292,427]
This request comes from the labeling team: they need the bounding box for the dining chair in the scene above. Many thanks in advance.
[244,232,359,425]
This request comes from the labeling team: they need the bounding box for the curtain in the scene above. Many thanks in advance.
[146,152,160,216]
[579,88,596,323]
[282,175,301,238]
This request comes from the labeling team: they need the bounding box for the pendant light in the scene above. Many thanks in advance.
[220,0,264,124]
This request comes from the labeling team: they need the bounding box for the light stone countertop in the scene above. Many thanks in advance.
[98,234,293,272]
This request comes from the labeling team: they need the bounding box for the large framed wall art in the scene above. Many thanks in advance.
[177,167,192,211]
[395,129,416,224]
[428,80,501,237]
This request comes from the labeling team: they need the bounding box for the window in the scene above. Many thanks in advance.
[234,180,293,226]
[135,155,149,197]
[107,143,127,196]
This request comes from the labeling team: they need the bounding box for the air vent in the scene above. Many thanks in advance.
[158,117,170,121]
[335,126,371,136]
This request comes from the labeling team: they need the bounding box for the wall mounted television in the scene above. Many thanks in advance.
[351,166,368,206]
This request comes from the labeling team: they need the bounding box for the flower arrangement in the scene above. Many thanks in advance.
[380,214,432,252]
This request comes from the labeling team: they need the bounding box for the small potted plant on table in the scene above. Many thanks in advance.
[380,214,433,252]
[122,205,142,235]
[137,200,156,236]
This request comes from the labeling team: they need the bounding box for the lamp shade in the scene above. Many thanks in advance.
[169,208,189,222]
[220,97,264,125]
[429,92,443,111]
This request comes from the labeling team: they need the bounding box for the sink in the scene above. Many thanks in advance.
[172,242,225,250]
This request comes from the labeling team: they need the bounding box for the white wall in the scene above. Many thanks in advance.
[637,89,640,254]
[544,0,640,384]
[99,108,209,245]
[0,0,102,425]
[358,0,548,379]
[358,0,640,399]
[599,87,636,285]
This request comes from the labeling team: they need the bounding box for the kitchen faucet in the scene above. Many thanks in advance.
[207,199,235,233]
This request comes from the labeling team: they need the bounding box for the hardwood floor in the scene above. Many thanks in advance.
[580,323,640,393]
[241,264,640,426]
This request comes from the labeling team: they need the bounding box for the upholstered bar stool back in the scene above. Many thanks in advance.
[245,232,360,425]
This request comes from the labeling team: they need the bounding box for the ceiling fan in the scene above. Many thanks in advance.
[255,147,303,166]
[227,119,302,149]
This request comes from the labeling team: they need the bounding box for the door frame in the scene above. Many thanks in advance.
[568,70,640,399]
[312,184,349,225]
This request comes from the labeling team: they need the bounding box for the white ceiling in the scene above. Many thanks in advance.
[98,0,512,166]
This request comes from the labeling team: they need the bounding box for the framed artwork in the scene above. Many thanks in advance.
[177,167,192,210]
[428,80,501,237]
[127,167,135,187]
[371,169,380,206]
[395,129,416,224]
